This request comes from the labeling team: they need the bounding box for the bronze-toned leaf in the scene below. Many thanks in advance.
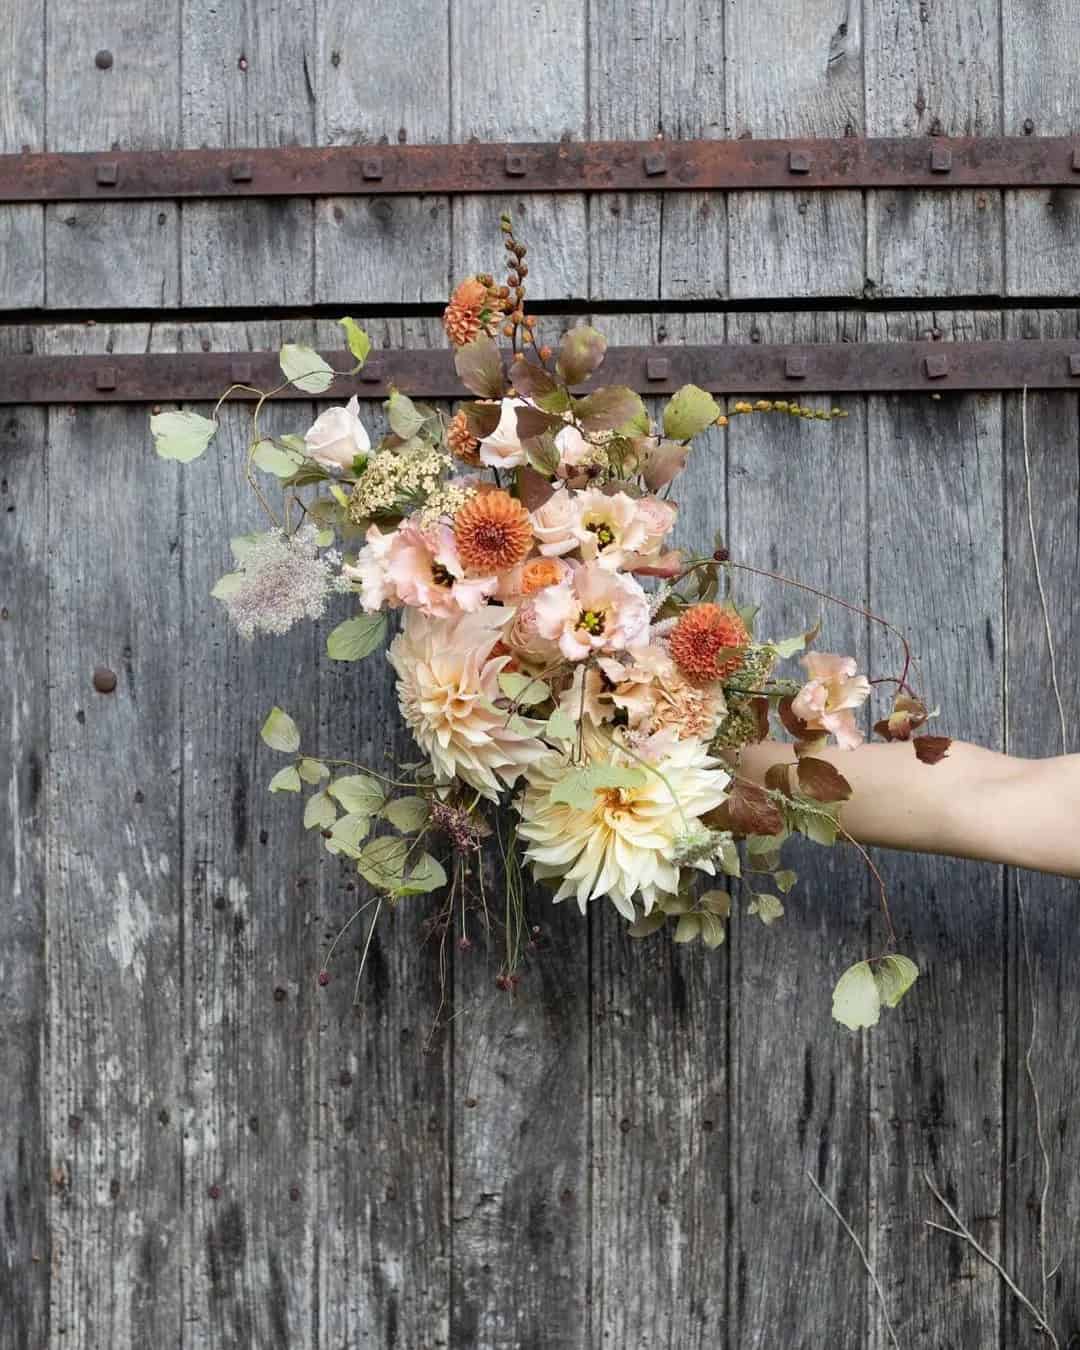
[459,400,502,439]
[764,761,794,794]
[874,693,929,742]
[796,756,853,803]
[913,734,952,765]
[556,325,607,385]
[454,335,505,399]
[515,406,564,440]
[777,695,812,740]
[510,356,560,400]
[726,777,785,837]
[572,386,646,433]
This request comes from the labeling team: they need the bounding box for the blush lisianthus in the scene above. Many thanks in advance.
[387,607,548,799]
[516,726,731,918]
[791,652,872,750]
[532,562,650,661]
[385,522,497,618]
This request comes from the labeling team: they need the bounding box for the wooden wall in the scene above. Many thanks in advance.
[2,2,1079,1347]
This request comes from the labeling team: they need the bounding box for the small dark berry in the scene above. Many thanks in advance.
[317,970,331,987]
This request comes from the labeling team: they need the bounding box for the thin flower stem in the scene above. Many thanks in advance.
[835,821,897,950]
[353,897,384,1006]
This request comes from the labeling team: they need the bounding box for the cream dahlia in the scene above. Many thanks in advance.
[516,726,730,918]
[387,607,548,799]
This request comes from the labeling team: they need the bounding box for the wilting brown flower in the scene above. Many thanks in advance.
[447,409,481,465]
[442,277,507,347]
[454,489,534,574]
[668,603,749,685]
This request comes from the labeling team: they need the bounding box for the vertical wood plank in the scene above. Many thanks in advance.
[0,0,44,308]
[179,322,321,1348]
[588,2,727,301]
[1002,1,1080,296]
[314,3,451,304]
[312,318,451,1348]
[589,313,729,1349]
[44,2,181,308]
[864,0,1003,297]
[725,0,865,299]
[1002,308,1080,1349]
[43,323,184,1348]
[865,310,1005,1349]
[0,328,49,1347]
[452,0,587,299]
[725,310,872,1348]
[181,7,316,306]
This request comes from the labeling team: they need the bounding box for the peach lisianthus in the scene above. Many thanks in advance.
[385,522,497,618]
[791,652,872,750]
[532,562,650,662]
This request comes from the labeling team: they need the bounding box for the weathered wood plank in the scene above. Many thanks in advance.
[44,1,181,308]
[1002,1,1080,295]
[178,321,321,1348]
[314,1,451,305]
[587,4,727,301]
[311,318,452,1348]
[864,309,1005,1350]
[181,9,316,306]
[42,322,184,1347]
[1002,308,1080,1349]
[725,310,872,1349]
[452,0,587,299]
[588,314,728,1349]
[725,0,865,298]
[0,327,49,1348]
[0,0,44,308]
[864,0,1003,297]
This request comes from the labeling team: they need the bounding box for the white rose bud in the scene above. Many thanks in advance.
[303,395,371,471]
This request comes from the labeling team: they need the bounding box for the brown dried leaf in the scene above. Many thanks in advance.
[572,386,646,433]
[796,756,853,803]
[454,335,505,399]
[459,400,502,439]
[778,695,812,740]
[726,777,785,837]
[764,761,794,794]
[913,734,952,765]
[510,356,561,401]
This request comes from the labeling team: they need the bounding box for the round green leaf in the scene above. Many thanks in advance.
[150,409,219,463]
[260,707,301,754]
[268,765,302,794]
[662,384,721,441]
[327,613,387,661]
[279,343,334,394]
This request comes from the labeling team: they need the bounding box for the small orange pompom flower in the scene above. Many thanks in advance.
[447,409,481,465]
[520,557,566,595]
[454,490,534,574]
[668,603,750,684]
[443,277,506,347]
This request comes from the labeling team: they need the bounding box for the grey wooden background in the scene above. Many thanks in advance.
[3,2,1080,1347]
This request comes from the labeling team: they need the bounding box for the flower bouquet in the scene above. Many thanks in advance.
[152,216,949,1030]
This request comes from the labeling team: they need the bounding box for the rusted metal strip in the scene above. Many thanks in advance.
[2,136,1079,203]
[4,341,1080,405]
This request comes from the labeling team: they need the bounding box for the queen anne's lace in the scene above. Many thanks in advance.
[223,525,348,639]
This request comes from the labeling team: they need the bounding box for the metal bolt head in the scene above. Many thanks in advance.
[359,360,381,384]
[643,151,668,177]
[231,359,254,383]
[94,367,117,392]
[1068,354,1080,377]
[95,161,119,187]
[788,150,812,175]
[92,666,117,694]
[504,152,527,177]
[645,356,670,381]
[361,157,383,181]
[784,355,808,378]
[929,145,953,173]
[924,354,949,379]
[229,160,254,183]
[94,50,113,70]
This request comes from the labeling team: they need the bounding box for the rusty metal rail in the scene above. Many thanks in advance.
[4,340,1080,405]
[2,136,1080,203]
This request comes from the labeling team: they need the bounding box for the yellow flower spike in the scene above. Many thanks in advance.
[774,400,789,412]
[733,400,753,415]
[754,399,773,412]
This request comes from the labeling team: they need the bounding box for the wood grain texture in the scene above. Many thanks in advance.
[310,319,452,1348]
[42,322,184,1347]
[0,0,44,308]
[181,6,316,306]
[178,322,320,1348]
[1002,308,1080,1350]
[0,326,49,1349]
[725,309,872,1350]
[315,0,452,305]
[452,0,588,300]
[725,0,865,298]
[1002,0,1080,295]
[864,0,1004,298]
[864,310,1006,1350]
[43,0,181,308]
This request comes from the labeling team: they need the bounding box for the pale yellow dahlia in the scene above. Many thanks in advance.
[516,726,730,919]
[387,607,548,800]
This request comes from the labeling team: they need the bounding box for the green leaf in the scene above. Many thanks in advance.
[454,335,505,399]
[150,409,218,463]
[313,528,335,548]
[398,852,448,894]
[524,433,562,478]
[832,961,881,1030]
[252,439,302,478]
[774,868,798,894]
[748,892,785,926]
[303,791,337,831]
[673,913,701,943]
[498,671,550,707]
[572,386,645,433]
[874,954,920,1008]
[772,619,822,660]
[699,912,727,948]
[387,389,426,440]
[338,316,372,366]
[230,532,263,563]
[662,384,721,440]
[357,835,409,890]
[279,343,334,394]
[326,613,387,661]
[556,326,607,385]
[548,764,647,811]
[298,757,329,784]
[328,773,385,816]
[627,910,667,938]
[700,889,732,918]
[381,795,430,833]
[268,765,302,794]
[210,571,244,599]
[545,707,576,741]
[260,707,301,754]
[324,812,372,857]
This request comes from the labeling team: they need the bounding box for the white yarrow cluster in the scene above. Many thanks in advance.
[222,524,348,639]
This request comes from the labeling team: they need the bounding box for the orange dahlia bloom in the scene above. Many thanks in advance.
[447,408,481,465]
[668,603,750,684]
[454,489,534,574]
[442,277,506,347]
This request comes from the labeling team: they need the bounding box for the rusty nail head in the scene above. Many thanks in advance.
[924,354,949,379]
[359,360,381,383]
[361,157,383,181]
[785,355,808,378]
[504,152,527,176]
[643,151,667,177]
[94,50,113,70]
[93,666,117,694]
[1069,354,1080,376]
[788,150,812,175]
[231,359,254,383]
[645,356,670,381]
[930,146,953,173]
[229,160,254,182]
[95,161,119,187]
[94,367,118,391]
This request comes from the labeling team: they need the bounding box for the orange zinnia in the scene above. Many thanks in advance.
[454,490,534,573]
[668,603,749,684]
